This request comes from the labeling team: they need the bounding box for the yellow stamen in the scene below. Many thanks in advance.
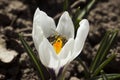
[53,38,63,54]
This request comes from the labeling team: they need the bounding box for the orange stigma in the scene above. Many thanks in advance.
[53,38,63,54]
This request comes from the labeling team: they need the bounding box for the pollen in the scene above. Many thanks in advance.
[53,38,63,54]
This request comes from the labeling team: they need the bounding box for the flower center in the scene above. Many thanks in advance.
[47,34,67,54]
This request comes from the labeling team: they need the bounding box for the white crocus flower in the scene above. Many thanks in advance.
[32,8,89,75]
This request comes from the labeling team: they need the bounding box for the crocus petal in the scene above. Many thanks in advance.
[33,8,56,38]
[58,38,74,67]
[70,19,89,61]
[38,38,59,69]
[58,38,74,59]
[32,25,44,51]
[56,11,74,39]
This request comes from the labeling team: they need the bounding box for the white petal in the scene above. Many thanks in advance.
[58,38,74,59]
[70,19,89,61]
[32,25,44,51]
[33,8,56,38]
[56,11,74,39]
[38,38,59,69]
[58,38,74,67]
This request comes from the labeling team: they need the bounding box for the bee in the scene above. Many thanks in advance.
[47,29,68,53]
[47,29,67,47]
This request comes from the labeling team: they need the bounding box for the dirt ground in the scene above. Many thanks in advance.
[0,0,120,80]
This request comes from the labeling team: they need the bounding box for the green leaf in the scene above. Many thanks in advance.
[19,34,45,80]
[90,31,111,73]
[77,0,96,21]
[91,74,120,80]
[101,70,108,80]
[93,54,116,77]
[63,0,69,11]
[72,7,81,31]
[98,30,118,65]
[90,30,118,73]
[73,0,97,32]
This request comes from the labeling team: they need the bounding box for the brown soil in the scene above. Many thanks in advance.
[0,0,120,80]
